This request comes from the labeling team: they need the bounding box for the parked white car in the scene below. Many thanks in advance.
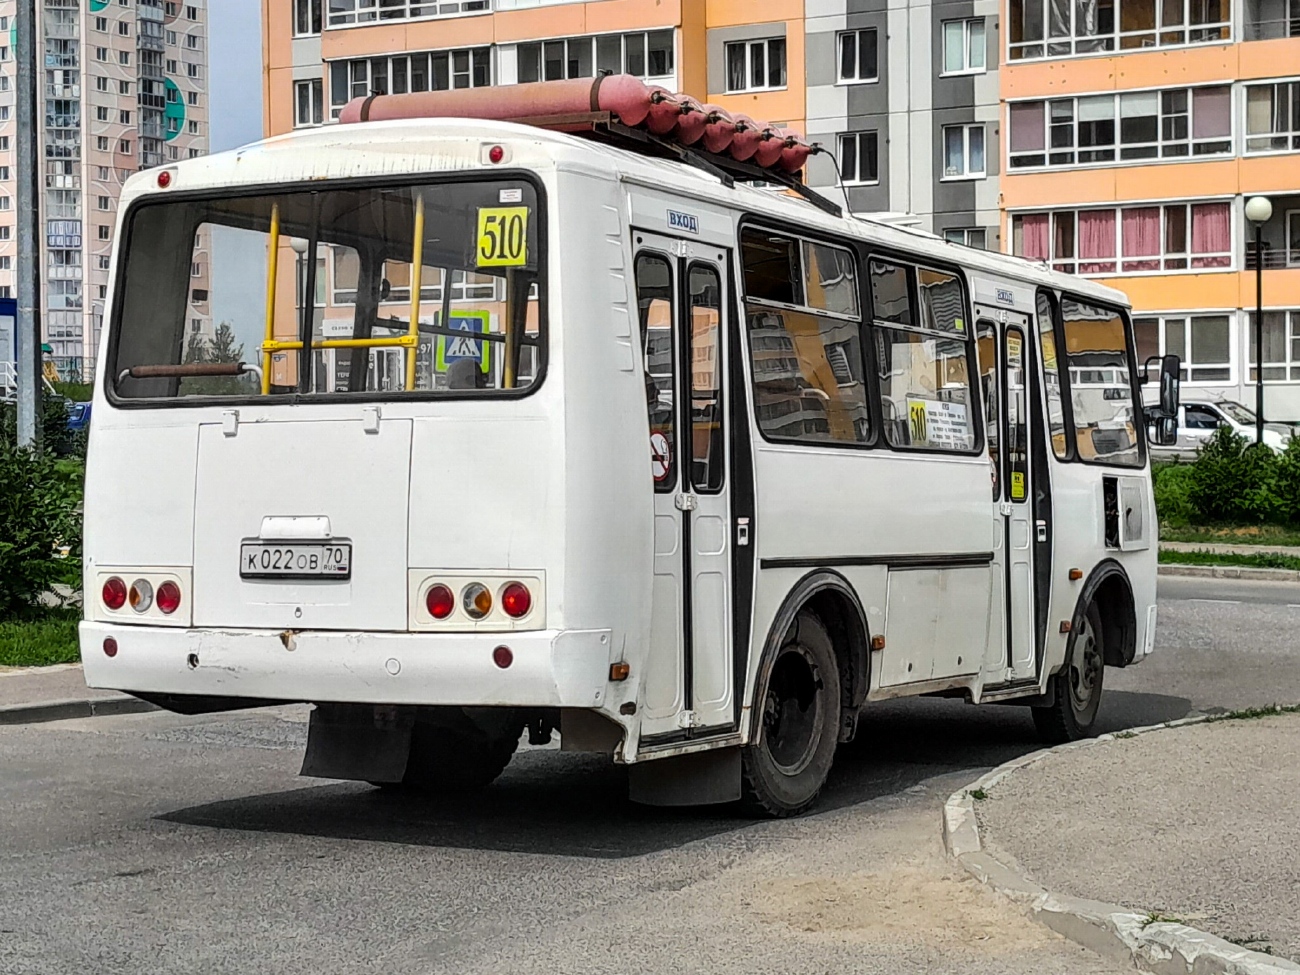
[1147,398,1293,460]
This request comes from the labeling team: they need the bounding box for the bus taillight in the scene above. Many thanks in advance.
[462,583,492,620]
[102,577,127,611]
[500,582,531,619]
[129,579,154,613]
[156,581,182,615]
[425,584,454,620]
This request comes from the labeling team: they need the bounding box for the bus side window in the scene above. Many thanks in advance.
[636,253,676,491]
[688,263,724,493]
[977,321,1000,499]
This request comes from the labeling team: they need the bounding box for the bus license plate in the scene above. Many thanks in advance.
[239,541,352,580]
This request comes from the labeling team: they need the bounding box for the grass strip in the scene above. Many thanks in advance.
[1158,549,1300,571]
[0,611,81,668]
[1160,525,1300,548]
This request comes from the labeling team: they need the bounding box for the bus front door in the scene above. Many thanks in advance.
[634,233,735,740]
[1003,325,1037,679]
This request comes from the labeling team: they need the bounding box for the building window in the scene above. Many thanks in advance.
[98,255,111,270]
[328,49,492,119]
[1134,314,1232,382]
[186,62,200,79]
[117,20,130,35]
[187,120,200,134]
[725,38,787,93]
[516,30,674,83]
[942,123,986,178]
[0,198,9,211]
[94,15,108,30]
[98,225,112,240]
[1009,86,1231,168]
[119,51,131,65]
[186,5,197,18]
[95,46,108,61]
[1244,81,1300,153]
[295,79,324,127]
[119,80,131,95]
[166,58,177,72]
[326,0,490,26]
[96,106,109,122]
[97,196,110,210]
[96,136,110,151]
[119,139,132,153]
[119,109,132,124]
[294,0,322,35]
[1248,310,1300,382]
[1008,0,1229,60]
[839,131,879,184]
[186,34,201,50]
[837,28,878,83]
[942,18,986,74]
[944,228,988,249]
[187,91,199,106]
[1012,201,1232,274]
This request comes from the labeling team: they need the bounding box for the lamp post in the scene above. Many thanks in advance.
[1245,195,1273,445]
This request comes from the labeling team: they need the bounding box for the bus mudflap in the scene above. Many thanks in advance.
[300,703,414,784]
[627,747,741,806]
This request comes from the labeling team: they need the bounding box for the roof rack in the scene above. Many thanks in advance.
[341,75,843,218]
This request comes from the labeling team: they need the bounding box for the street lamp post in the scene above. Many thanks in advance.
[1245,195,1273,445]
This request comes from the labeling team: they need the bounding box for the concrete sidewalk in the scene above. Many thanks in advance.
[975,713,1300,964]
[0,664,154,723]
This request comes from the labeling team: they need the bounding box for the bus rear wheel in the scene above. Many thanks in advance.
[394,708,524,794]
[1032,601,1106,744]
[741,613,840,817]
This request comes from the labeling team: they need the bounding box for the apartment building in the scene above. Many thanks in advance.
[265,0,1300,417]
[0,0,209,383]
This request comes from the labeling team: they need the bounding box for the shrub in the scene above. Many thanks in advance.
[1188,426,1280,524]
[0,440,83,617]
[1274,436,1300,526]
[1152,462,1197,527]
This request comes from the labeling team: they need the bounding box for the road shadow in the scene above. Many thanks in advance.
[159,689,1192,856]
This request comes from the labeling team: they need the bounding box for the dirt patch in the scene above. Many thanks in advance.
[749,859,1052,955]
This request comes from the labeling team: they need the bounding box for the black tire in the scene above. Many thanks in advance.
[1033,601,1106,744]
[397,708,524,793]
[741,612,841,817]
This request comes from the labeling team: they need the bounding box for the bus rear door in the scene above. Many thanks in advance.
[634,232,735,739]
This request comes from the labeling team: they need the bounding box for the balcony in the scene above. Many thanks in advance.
[1244,0,1300,39]
[45,84,80,98]
[137,33,165,54]
[43,22,78,39]
[139,120,164,140]
[1244,193,1300,270]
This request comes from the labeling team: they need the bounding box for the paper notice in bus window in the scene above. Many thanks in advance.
[1011,471,1026,499]
[477,206,529,267]
[1007,332,1023,368]
[907,397,970,450]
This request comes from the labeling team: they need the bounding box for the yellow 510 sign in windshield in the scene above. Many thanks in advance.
[477,207,529,267]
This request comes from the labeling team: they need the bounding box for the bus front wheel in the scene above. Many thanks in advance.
[1033,601,1106,744]
[741,613,841,817]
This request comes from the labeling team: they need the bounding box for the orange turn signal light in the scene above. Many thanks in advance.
[609,662,630,682]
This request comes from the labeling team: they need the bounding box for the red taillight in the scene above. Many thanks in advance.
[103,637,118,658]
[488,144,504,164]
[492,645,513,669]
[157,169,172,188]
[102,577,127,611]
[156,581,182,615]
[425,584,454,620]
[501,582,531,619]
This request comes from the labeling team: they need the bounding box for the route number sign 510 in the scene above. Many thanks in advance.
[477,207,529,267]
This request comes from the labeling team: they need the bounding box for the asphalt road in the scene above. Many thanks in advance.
[1,575,1296,975]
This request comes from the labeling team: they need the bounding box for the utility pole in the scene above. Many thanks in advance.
[14,0,42,448]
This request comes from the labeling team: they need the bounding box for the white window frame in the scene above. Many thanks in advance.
[515,30,674,85]
[1007,0,1231,62]
[327,48,492,119]
[838,131,879,185]
[294,79,324,127]
[325,0,491,29]
[836,28,878,84]
[1243,80,1300,154]
[1010,199,1235,276]
[942,123,986,179]
[1008,85,1233,171]
[944,228,988,249]
[724,38,787,93]
[1135,312,1235,384]
[1247,309,1300,382]
[941,18,986,76]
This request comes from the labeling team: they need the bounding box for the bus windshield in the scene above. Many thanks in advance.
[109,178,544,401]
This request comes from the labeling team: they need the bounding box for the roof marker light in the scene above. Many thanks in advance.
[488,145,505,164]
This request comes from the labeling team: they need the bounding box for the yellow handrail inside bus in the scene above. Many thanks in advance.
[406,193,425,391]
[261,203,280,394]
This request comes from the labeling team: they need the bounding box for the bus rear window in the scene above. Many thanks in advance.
[109,179,544,401]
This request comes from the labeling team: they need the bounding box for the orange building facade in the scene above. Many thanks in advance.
[263,0,1300,418]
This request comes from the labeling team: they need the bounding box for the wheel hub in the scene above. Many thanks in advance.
[1068,616,1103,714]
[763,646,822,775]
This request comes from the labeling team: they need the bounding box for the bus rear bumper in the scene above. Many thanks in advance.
[79,622,619,709]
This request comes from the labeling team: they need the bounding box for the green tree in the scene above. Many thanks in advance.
[178,322,257,396]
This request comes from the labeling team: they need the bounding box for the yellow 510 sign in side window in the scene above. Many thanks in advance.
[477,207,529,267]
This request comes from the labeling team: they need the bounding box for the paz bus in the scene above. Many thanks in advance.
[81,76,1180,816]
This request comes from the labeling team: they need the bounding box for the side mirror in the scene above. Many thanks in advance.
[1151,414,1178,446]
[1159,354,1180,418]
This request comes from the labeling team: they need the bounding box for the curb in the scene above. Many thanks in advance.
[942,714,1300,975]
[1158,564,1300,582]
[0,695,158,726]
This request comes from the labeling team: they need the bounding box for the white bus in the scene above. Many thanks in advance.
[81,84,1180,815]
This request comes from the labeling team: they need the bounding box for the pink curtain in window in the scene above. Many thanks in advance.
[1078,209,1117,273]
[1191,202,1231,268]
[1018,213,1049,260]
[1122,207,1161,271]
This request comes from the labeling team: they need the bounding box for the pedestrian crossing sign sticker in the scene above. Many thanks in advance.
[435,310,492,374]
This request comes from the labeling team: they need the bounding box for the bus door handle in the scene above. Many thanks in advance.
[1036,520,1048,543]
[674,493,698,512]
[737,518,750,547]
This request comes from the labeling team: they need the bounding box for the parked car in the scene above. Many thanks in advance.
[66,400,91,432]
[1147,398,1294,460]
